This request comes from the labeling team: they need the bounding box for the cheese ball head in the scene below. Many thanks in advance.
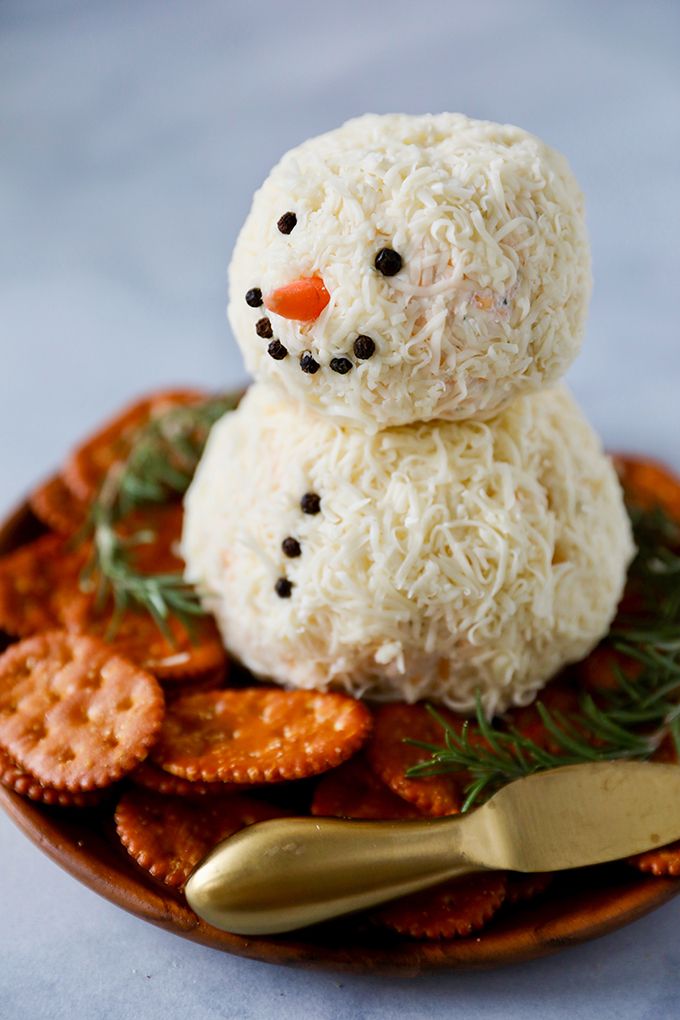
[229,113,591,430]
[182,385,632,716]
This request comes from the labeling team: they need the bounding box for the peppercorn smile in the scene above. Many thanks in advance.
[246,281,376,372]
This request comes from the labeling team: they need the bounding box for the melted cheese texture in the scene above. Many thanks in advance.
[182,385,633,716]
[229,113,591,430]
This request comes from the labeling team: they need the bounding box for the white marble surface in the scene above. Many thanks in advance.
[1,1,679,1017]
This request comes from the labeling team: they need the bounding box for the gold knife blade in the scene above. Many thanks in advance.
[185,761,680,935]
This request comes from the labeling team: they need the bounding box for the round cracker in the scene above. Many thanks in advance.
[62,593,227,679]
[29,475,88,536]
[311,755,423,820]
[613,454,680,522]
[575,646,642,696]
[0,630,164,791]
[61,502,225,678]
[130,759,242,798]
[0,529,225,679]
[504,872,553,906]
[367,703,464,817]
[0,534,85,637]
[628,840,680,877]
[115,787,283,888]
[0,744,103,808]
[63,388,207,501]
[115,503,184,575]
[374,872,508,939]
[503,680,581,754]
[152,688,372,783]
[162,665,227,697]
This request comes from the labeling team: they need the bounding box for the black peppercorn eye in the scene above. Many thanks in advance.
[300,492,321,515]
[245,288,262,307]
[353,335,376,360]
[374,247,402,276]
[277,211,297,234]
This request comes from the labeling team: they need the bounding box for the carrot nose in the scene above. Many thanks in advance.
[264,276,330,322]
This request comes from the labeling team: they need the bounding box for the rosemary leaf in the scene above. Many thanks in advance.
[80,391,239,636]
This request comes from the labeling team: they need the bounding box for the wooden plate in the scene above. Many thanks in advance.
[1,500,679,974]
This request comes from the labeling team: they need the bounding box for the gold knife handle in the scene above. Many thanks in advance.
[185,815,481,935]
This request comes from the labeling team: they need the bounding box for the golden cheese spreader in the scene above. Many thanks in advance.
[185,761,680,935]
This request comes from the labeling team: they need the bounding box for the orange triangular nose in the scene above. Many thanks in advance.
[264,276,330,322]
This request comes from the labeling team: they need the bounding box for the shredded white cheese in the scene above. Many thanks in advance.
[182,384,633,716]
[228,113,591,430]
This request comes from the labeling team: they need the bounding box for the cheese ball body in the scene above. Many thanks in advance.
[182,385,632,717]
[229,113,591,431]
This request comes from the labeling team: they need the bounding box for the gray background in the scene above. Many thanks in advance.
[1,1,679,1017]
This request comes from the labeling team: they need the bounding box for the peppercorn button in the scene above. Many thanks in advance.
[274,577,293,598]
[353,335,376,360]
[300,352,320,374]
[277,212,297,234]
[245,288,263,307]
[267,339,288,360]
[300,492,321,514]
[374,248,402,276]
[282,537,301,558]
[256,318,273,339]
[329,357,353,375]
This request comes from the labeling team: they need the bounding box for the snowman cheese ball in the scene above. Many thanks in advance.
[182,384,632,716]
[229,113,591,430]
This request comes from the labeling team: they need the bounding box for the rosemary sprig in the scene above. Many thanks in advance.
[406,500,680,811]
[81,392,239,636]
[110,395,239,517]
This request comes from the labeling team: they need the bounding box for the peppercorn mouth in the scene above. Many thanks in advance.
[244,282,379,377]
